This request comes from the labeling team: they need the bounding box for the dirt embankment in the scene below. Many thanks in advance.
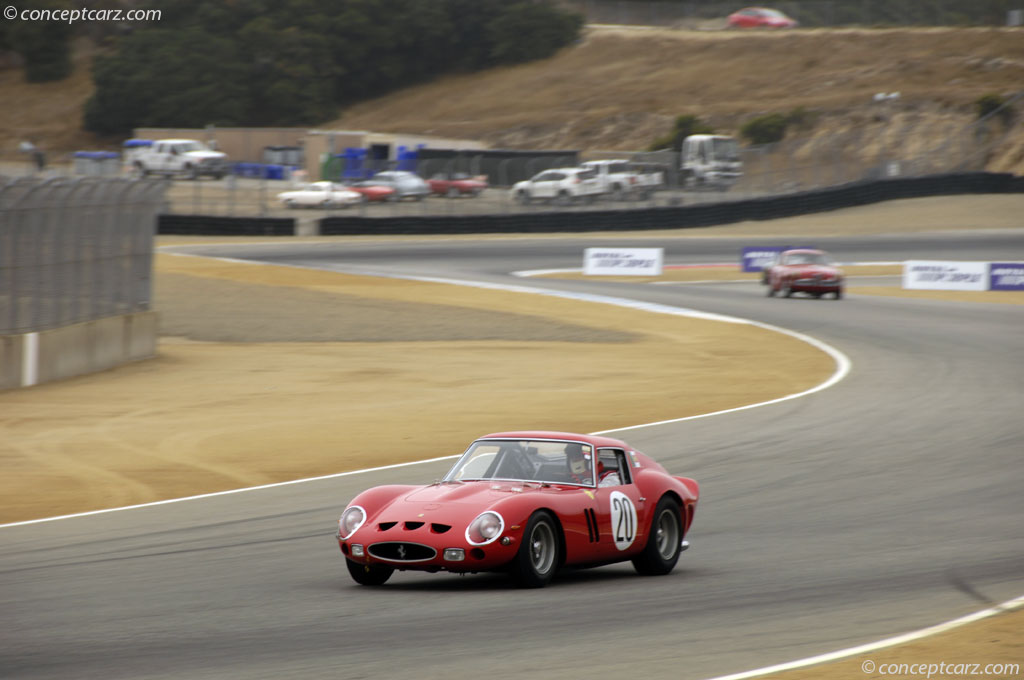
[3,28,1023,173]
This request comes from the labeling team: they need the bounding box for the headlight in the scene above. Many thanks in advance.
[339,506,366,539]
[466,511,504,546]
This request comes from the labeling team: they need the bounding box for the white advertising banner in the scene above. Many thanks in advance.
[902,261,988,291]
[584,248,664,276]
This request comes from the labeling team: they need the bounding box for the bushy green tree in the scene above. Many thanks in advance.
[740,113,789,145]
[6,0,73,82]
[83,0,583,135]
[648,115,715,151]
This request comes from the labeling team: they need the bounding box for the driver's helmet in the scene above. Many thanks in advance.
[565,443,591,478]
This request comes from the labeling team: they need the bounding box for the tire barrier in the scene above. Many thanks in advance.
[157,215,296,236]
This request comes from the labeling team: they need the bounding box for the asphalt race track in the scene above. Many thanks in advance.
[3,230,1023,680]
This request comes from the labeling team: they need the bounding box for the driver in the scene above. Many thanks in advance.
[564,443,593,485]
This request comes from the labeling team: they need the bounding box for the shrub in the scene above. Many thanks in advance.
[740,113,789,145]
[648,114,715,151]
[975,93,1013,125]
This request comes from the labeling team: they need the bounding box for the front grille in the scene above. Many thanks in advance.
[368,542,437,562]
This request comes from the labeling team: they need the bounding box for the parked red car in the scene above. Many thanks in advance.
[727,7,798,28]
[427,173,488,197]
[764,248,844,299]
[346,183,396,202]
[338,431,699,588]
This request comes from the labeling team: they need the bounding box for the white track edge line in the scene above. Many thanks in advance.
[700,594,1024,680]
[1,254,850,527]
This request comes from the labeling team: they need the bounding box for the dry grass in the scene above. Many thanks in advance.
[0,39,119,161]
[3,27,1024,171]
[332,27,1024,163]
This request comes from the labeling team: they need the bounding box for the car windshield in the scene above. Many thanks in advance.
[444,439,596,487]
[712,137,739,161]
[784,252,829,265]
[178,142,206,152]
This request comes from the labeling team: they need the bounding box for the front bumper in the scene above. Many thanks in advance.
[338,533,519,572]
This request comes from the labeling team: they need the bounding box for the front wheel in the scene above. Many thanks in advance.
[510,512,560,588]
[632,496,683,576]
[346,559,394,586]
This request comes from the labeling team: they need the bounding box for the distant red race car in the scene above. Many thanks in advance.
[727,7,798,28]
[427,173,488,197]
[337,431,699,588]
[764,248,844,299]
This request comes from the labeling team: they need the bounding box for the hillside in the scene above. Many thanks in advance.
[3,26,1024,173]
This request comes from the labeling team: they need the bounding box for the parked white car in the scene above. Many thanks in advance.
[511,167,603,205]
[277,181,363,209]
[130,139,229,180]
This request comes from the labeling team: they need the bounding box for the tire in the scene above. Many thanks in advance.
[554,190,571,207]
[510,512,560,588]
[515,190,530,205]
[346,559,394,586]
[632,496,683,576]
[447,186,459,198]
[611,184,624,201]
[782,280,793,298]
[766,283,776,297]
[834,288,843,300]
[185,165,198,181]
[133,163,148,179]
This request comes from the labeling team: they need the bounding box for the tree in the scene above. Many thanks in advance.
[649,115,716,151]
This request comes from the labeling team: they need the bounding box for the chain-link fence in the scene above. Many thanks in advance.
[0,176,168,335]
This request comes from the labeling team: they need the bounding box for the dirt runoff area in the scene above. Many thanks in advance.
[0,194,1021,678]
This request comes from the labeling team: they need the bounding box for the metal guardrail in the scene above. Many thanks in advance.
[0,176,167,335]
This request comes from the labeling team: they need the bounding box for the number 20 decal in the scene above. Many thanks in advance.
[609,490,638,551]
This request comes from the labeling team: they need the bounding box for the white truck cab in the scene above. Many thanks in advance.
[681,134,742,191]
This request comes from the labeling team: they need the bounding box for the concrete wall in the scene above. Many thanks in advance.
[0,311,158,390]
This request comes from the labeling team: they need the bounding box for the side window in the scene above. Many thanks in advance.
[597,448,632,485]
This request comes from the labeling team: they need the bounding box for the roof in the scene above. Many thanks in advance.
[478,431,631,449]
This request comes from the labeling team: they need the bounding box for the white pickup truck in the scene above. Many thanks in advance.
[130,139,229,180]
[581,159,663,200]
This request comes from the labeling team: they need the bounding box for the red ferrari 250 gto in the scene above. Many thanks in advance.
[337,431,699,588]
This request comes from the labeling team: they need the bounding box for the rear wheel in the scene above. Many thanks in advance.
[782,280,794,298]
[510,512,560,588]
[554,190,571,206]
[632,496,683,576]
[346,559,394,586]
[834,288,843,300]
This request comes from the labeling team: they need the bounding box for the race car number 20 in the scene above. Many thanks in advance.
[609,491,638,551]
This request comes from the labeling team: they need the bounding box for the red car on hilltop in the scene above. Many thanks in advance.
[764,248,844,299]
[727,7,798,28]
[338,431,699,588]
